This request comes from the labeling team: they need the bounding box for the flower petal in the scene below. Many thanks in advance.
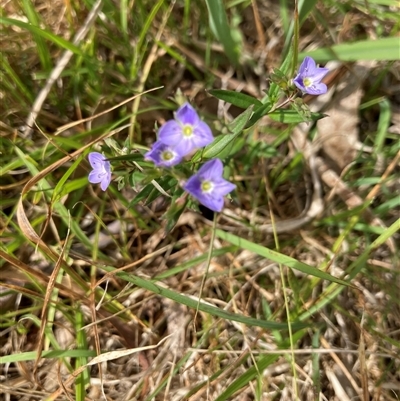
[200,195,224,212]
[100,174,111,191]
[310,67,329,83]
[191,121,214,148]
[172,139,196,156]
[88,152,107,169]
[299,56,317,76]
[213,179,236,197]
[183,175,203,198]
[306,82,327,95]
[88,170,105,184]
[293,76,306,92]
[176,103,199,125]
[158,120,182,146]
[197,159,223,181]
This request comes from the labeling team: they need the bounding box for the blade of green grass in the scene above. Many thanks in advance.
[299,217,400,322]
[14,147,98,253]
[214,330,306,401]
[375,98,391,154]
[1,349,97,364]
[1,55,34,102]
[100,266,308,330]
[21,0,53,71]
[301,37,400,61]
[204,0,240,66]
[208,89,262,109]
[215,229,350,287]
[75,307,90,401]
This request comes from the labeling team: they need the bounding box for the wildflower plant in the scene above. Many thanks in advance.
[85,55,329,224]
[6,1,399,400]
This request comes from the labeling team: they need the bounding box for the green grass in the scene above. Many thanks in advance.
[1,0,399,400]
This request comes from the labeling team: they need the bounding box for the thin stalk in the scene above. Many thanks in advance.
[268,194,299,400]
[194,212,217,329]
[291,0,299,77]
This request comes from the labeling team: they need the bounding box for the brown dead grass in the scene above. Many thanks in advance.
[1,1,399,400]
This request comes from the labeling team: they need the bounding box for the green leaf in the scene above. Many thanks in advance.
[246,101,272,127]
[215,229,350,287]
[154,246,236,280]
[194,106,253,160]
[363,0,400,5]
[1,55,33,103]
[215,355,279,401]
[301,37,400,62]
[210,136,246,160]
[14,147,96,252]
[208,89,262,109]
[52,154,85,203]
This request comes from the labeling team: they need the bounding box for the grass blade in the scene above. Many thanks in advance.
[301,37,400,61]
[215,229,350,287]
[204,0,240,66]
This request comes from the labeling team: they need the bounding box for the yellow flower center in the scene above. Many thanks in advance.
[201,180,214,193]
[182,125,194,137]
[161,150,174,161]
[303,77,312,87]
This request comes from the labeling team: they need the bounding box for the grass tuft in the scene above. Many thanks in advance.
[1,0,399,400]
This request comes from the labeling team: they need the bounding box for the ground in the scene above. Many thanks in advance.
[1,1,399,400]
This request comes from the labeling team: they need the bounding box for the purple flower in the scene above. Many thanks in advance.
[88,152,112,191]
[158,102,214,156]
[144,141,184,167]
[293,56,329,95]
[183,159,236,213]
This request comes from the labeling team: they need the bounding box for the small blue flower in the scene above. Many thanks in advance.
[183,159,236,212]
[293,56,329,95]
[88,152,112,191]
[145,141,183,167]
[158,102,214,156]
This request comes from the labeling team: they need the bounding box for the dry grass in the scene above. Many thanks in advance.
[1,0,399,400]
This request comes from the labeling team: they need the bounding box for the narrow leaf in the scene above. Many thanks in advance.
[215,229,350,287]
[101,267,308,331]
[208,89,262,109]
[196,106,253,160]
[204,0,240,66]
[301,37,400,62]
